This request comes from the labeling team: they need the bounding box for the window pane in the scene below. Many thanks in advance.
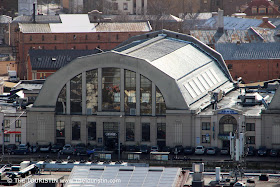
[126,122,135,141]
[15,120,21,128]
[88,122,96,141]
[157,123,166,139]
[86,69,98,114]
[102,68,121,111]
[202,122,210,130]
[15,134,21,142]
[156,87,166,115]
[56,121,65,137]
[70,74,82,114]
[4,134,10,142]
[56,85,66,114]
[246,123,255,131]
[4,120,10,128]
[125,70,136,115]
[140,75,152,115]
[72,121,81,140]
[142,123,150,141]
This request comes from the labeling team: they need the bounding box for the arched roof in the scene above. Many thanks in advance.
[34,51,189,110]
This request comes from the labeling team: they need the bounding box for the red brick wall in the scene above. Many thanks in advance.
[18,31,148,79]
[226,59,280,83]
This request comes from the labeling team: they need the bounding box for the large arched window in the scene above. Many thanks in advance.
[219,115,237,134]
[55,68,166,116]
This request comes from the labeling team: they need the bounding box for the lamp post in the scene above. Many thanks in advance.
[118,115,122,160]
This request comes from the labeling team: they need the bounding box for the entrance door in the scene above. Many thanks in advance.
[103,122,119,151]
[223,140,230,148]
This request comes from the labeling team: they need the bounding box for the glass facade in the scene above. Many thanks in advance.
[86,69,98,114]
[102,68,121,111]
[125,70,136,115]
[55,68,166,116]
[70,74,82,114]
[88,122,96,141]
[140,75,152,115]
[72,121,81,140]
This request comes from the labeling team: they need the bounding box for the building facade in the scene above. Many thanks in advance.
[26,30,235,149]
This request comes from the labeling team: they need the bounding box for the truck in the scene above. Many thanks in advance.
[8,70,18,82]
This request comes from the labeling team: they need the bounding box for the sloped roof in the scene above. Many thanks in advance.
[93,22,152,32]
[115,30,234,108]
[190,27,280,45]
[0,15,12,23]
[29,49,102,70]
[243,0,280,15]
[13,15,61,23]
[19,23,51,33]
[215,42,280,60]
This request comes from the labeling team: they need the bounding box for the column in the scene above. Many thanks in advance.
[136,73,140,116]
[66,81,70,115]
[120,69,125,112]
[98,68,102,112]
[152,83,156,116]
[82,72,86,115]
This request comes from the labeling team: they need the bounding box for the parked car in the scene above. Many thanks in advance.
[269,149,279,157]
[140,145,149,154]
[75,143,86,148]
[11,144,29,155]
[126,145,137,152]
[30,145,39,153]
[184,146,194,155]
[40,145,51,152]
[161,146,171,152]
[220,147,229,155]
[247,146,256,156]
[150,146,159,152]
[75,147,87,156]
[173,145,184,154]
[206,147,216,155]
[51,144,63,153]
[257,146,267,156]
[6,144,17,153]
[195,146,205,155]
[60,144,75,155]
[86,145,96,156]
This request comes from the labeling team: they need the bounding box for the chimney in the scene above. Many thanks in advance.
[217,9,224,33]
[262,17,269,23]
[33,3,36,23]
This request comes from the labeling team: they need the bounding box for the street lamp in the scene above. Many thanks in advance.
[118,115,122,160]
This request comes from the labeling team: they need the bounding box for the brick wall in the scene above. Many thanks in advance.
[226,59,280,83]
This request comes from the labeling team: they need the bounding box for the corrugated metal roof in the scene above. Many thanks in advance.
[19,23,51,33]
[215,43,280,60]
[13,15,61,23]
[117,33,232,106]
[94,22,152,32]
[29,49,102,70]
[199,16,263,30]
[190,27,280,45]
[0,15,12,23]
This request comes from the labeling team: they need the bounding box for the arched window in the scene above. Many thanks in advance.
[219,115,237,134]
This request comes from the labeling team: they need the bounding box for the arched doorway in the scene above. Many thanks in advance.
[219,115,237,147]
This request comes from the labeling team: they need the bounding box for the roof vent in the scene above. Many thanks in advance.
[37,58,42,61]
[119,168,134,171]
[148,168,164,172]
[52,58,56,61]
[90,167,105,171]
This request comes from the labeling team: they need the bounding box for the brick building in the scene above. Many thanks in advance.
[14,14,152,79]
[27,49,102,80]
[242,0,280,17]
[215,43,280,83]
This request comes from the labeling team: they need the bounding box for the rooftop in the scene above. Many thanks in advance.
[29,49,102,70]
